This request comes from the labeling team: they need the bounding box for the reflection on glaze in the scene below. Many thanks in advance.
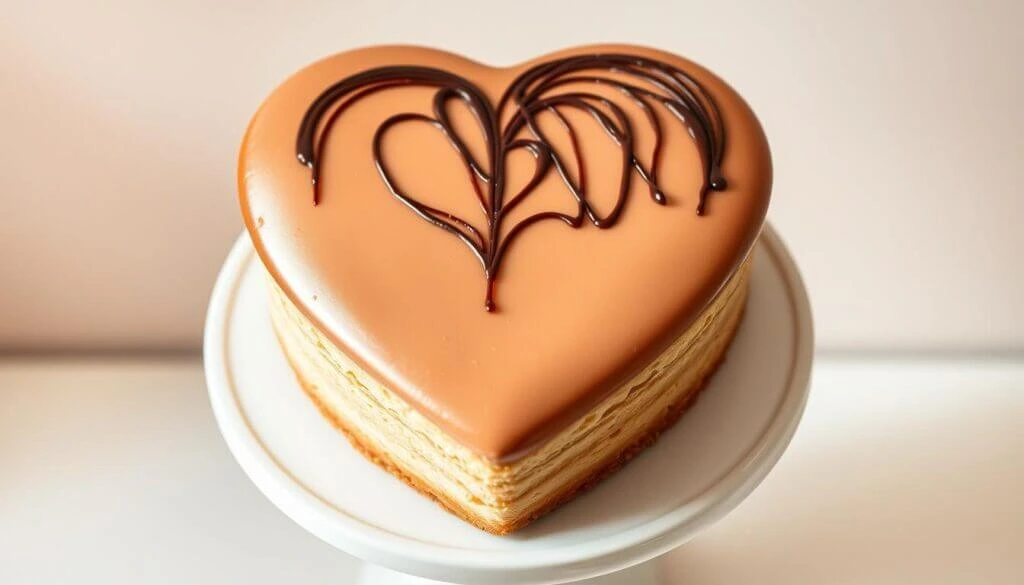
[296,54,727,311]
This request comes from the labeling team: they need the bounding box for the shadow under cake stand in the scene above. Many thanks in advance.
[203,224,813,585]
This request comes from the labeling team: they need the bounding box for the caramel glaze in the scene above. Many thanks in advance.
[295,55,728,311]
[238,45,772,461]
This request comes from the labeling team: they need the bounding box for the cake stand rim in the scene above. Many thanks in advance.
[203,222,814,583]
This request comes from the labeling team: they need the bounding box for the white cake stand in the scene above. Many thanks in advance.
[203,224,813,585]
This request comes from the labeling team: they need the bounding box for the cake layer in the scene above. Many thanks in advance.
[269,253,751,534]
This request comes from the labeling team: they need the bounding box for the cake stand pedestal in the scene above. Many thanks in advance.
[204,224,813,585]
[358,561,662,584]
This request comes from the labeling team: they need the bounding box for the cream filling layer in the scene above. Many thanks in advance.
[268,255,751,530]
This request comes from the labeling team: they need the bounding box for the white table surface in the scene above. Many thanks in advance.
[1,356,1021,584]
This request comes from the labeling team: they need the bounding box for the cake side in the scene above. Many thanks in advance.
[269,253,752,534]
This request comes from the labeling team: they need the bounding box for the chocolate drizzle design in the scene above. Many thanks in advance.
[296,54,727,311]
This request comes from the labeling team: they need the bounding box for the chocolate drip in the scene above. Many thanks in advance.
[296,54,727,311]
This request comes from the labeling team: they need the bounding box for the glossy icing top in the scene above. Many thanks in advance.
[239,44,771,461]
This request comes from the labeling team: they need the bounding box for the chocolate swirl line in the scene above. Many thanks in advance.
[296,53,727,312]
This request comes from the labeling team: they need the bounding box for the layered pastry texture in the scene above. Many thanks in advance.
[269,256,750,533]
[239,45,772,533]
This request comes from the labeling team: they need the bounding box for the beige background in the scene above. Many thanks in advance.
[1,0,1021,353]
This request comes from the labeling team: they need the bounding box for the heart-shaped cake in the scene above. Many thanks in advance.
[238,44,771,534]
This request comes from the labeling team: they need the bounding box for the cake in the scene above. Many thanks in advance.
[238,45,771,534]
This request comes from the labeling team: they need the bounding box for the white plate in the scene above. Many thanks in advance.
[204,224,813,585]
